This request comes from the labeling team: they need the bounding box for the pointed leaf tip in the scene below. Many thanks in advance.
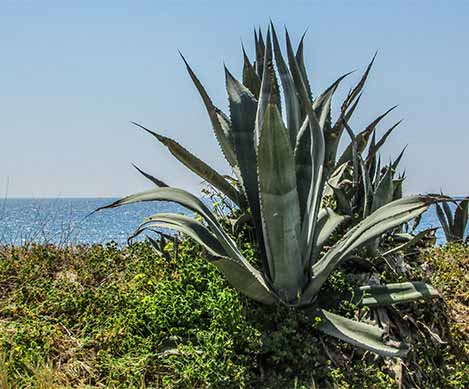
[178,50,188,64]
[132,163,169,188]
[131,121,166,142]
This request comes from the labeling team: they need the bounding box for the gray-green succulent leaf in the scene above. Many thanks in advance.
[313,308,409,358]
[353,281,439,307]
[435,195,469,242]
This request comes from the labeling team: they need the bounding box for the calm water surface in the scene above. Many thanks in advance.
[0,198,186,245]
[0,197,457,246]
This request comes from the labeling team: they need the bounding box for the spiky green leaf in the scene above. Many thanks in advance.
[295,31,312,102]
[338,106,397,167]
[242,46,261,98]
[341,52,376,111]
[271,24,300,146]
[180,54,238,170]
[366,120,402,166]
[132,122,243,207]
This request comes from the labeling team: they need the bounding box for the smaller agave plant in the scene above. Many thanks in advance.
[325,119,413,255]
[435,196,469,242]
[98,25,441,357]
[326,125,406,221]
[322,99,442,257]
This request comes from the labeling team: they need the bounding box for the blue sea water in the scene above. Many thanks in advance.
[0,198,187,246]
[0,197,454,246]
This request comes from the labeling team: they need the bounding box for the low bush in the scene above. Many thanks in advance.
[0,241,467,388]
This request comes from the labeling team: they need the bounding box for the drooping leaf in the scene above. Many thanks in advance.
[96,187,239,260]
[213,257,277,304]
[134,214,275,303]
[315,309,409,358]
[134,213,227,257]
[354,282,439,307]
[96,187,232,249]
[96,187,273,298]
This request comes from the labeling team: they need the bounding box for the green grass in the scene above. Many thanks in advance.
[0,241,467,388]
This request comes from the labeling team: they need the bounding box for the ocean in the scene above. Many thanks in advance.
[0,197,450,246]
[0,198,186,246]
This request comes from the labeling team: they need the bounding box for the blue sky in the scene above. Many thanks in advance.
[1,1,468,197]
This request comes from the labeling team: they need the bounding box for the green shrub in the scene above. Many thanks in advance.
[0,242,467,388]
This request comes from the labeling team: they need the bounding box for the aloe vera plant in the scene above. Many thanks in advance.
[98,26,440,357]
[436,196,469,242]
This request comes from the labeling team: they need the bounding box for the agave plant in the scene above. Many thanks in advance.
[436,196,469,242]
[327,137,406,221]
[98,25,440,357]
[130,30,379,216]
[325,119,412,253]
[323,86,405,210]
